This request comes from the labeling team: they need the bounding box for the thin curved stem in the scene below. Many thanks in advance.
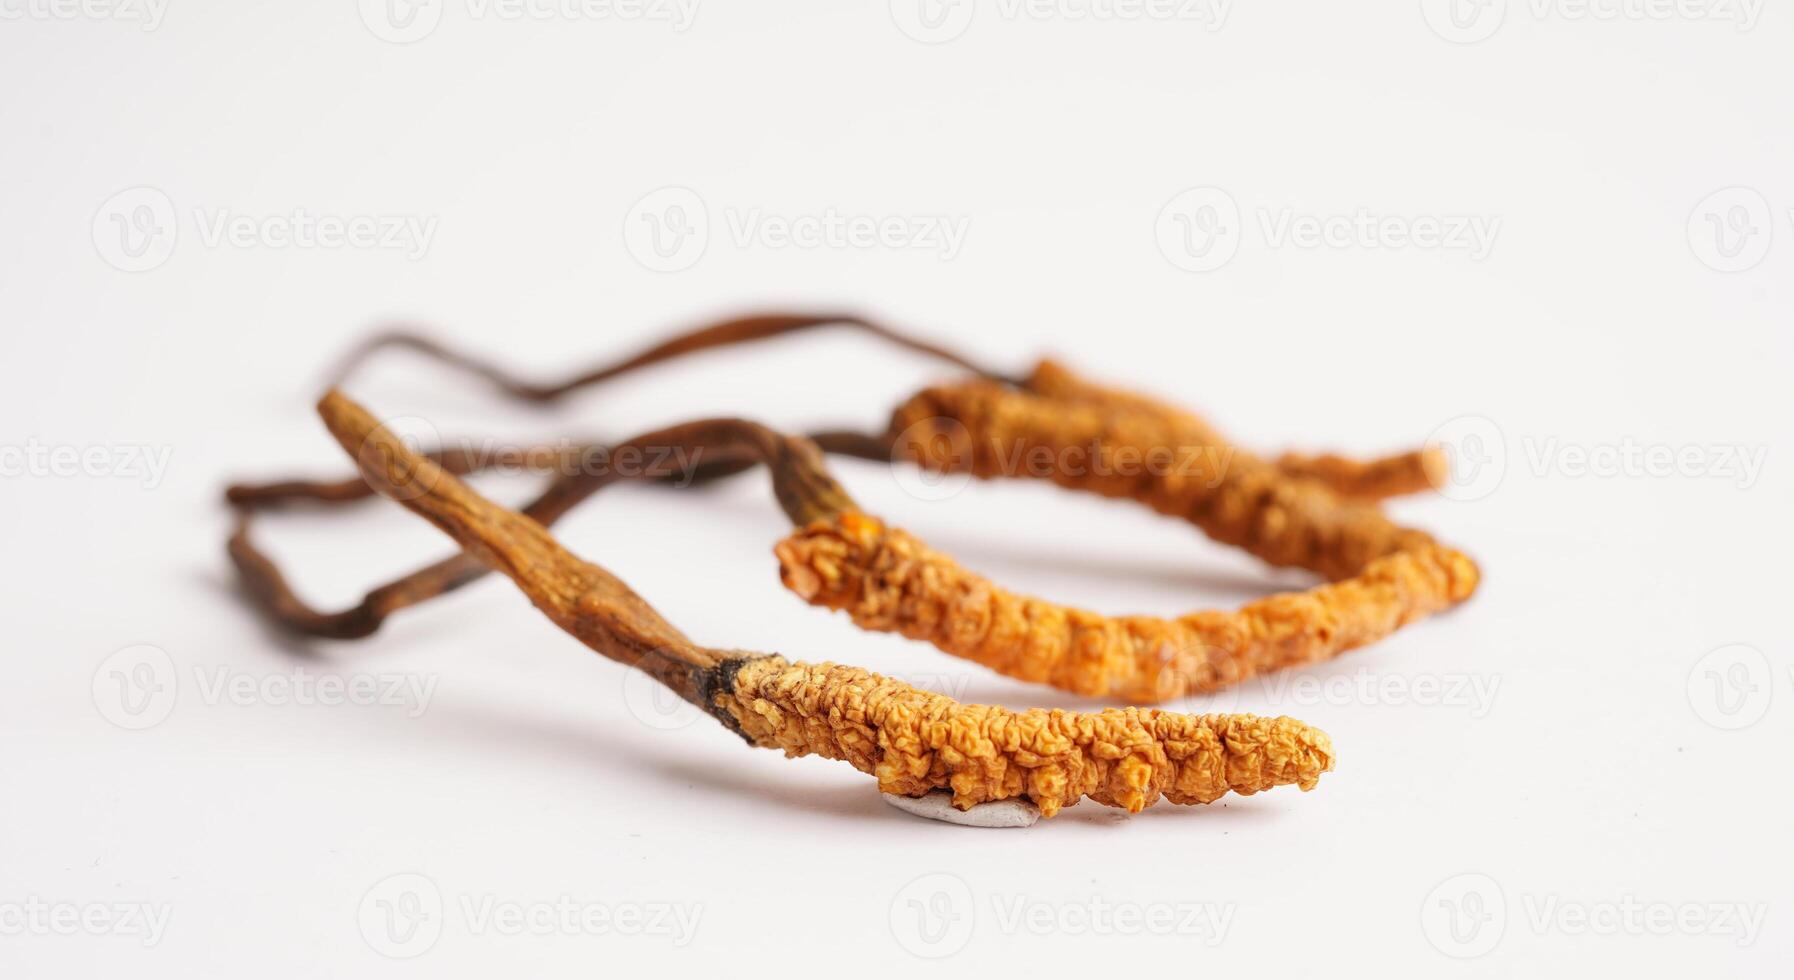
[228,417,855,640]
[327,311,1016,399]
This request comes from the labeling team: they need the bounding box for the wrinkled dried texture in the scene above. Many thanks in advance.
[838,362,1480,699]
[776,511,1476,700]
[1024,358,1440,500]
[316,389,1333,818]
[778,511,1477,702]
[716,656,1333,817]
[892,369,1462,582]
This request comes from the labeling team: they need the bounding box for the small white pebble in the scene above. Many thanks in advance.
[882,790,1040,828]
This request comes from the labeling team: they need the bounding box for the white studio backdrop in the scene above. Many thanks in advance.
[1,2,1790,977]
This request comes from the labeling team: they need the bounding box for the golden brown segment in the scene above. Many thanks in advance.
[839,361,1480,700]
[777,511,1477,702]
[1273,449,1448,501]
[892,372,1453,582]
[716,657,1334,817]
[1024,357,1442,500]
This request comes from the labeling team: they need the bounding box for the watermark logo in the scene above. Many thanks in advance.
[93,187,440,270]
[1420,0,1506,42]
[890,873,976,958]
[1422,416,1764,501]
[359,0,700,42]
[1424,0,1762,42]
[622,661,702,731]
[623,186,710,272]
[91,644,441,730]
[92,644,179,731]
[889,872,1234,957]
[1687,187,1772,272]
[889,416,976,502]
[1687,643,1771,730]
[358,873,701,955]
[1423,872,1768,954]
[93,187,178,272]
[1157,187,1501,271]
[359,873,444,958]
[350,413,443,503]
[891,0,1229,42]
[890,0,975,42]
[359,0,445,42]
[1422,873,1507,958]
[624,186,971,271]
[1425,415,1507,502]
[1155,187,1241,272]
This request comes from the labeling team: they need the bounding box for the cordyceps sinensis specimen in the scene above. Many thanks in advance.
[311,389,1334,817]
[774,361,1480,701]
[230,403,1472,703]
[229,312,1478,703]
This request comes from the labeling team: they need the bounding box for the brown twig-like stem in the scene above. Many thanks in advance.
[323,313,1438,500]
[228,420,853,639]
[327,311,1017,397]
[317,390,733,704]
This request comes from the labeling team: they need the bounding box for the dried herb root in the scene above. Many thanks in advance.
[777,511,1475,702]
[314,389,1334,816]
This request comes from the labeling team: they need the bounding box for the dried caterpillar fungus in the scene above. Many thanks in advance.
[890,370,1469,583]
[716,656,1333,817]
[313,389,1334,818]
[746,361,1481,701]
[1021,357,1444,501]
[776,510,1477,702]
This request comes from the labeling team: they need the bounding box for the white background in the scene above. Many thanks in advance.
[3,0,1791,975]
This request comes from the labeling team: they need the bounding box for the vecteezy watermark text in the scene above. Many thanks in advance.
[93,187,439,272]
[889,0,1232,44]
[1156,188,1501,272]
[623,186,970,272]
[1425,416,1767,501]
[1,439,173,488]
[0,0,168,29]
[359,0,701,43]
[887,415,1240,502]
[1422,0,1764,44]
[92,645,440,731]
[1422,872,1768,958]
[357,873,701,958]
[890,873,1233,958]
[0,898,172,947]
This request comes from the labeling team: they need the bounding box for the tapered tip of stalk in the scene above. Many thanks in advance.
[1419,445,1451,495]
[315,388,444,506]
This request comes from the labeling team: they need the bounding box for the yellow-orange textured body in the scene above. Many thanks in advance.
[716,657,1334,817]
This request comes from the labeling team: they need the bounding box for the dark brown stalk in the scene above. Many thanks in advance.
[229,417,854,640]
[326,311,1016,399]
[314,389,750,709]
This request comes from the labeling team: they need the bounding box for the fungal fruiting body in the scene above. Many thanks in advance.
[1018,357,1446,501]
[888,364,1480,582]
[717,657,1332,817]
[776,509,1475,702]
[314,389,1334,817]
[758,361,1480,701]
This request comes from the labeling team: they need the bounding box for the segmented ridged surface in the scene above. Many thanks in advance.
[714,656,1334,817]
[890,372,1449,582]
[777,511,1478,702]
[1024,359,1446,500]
